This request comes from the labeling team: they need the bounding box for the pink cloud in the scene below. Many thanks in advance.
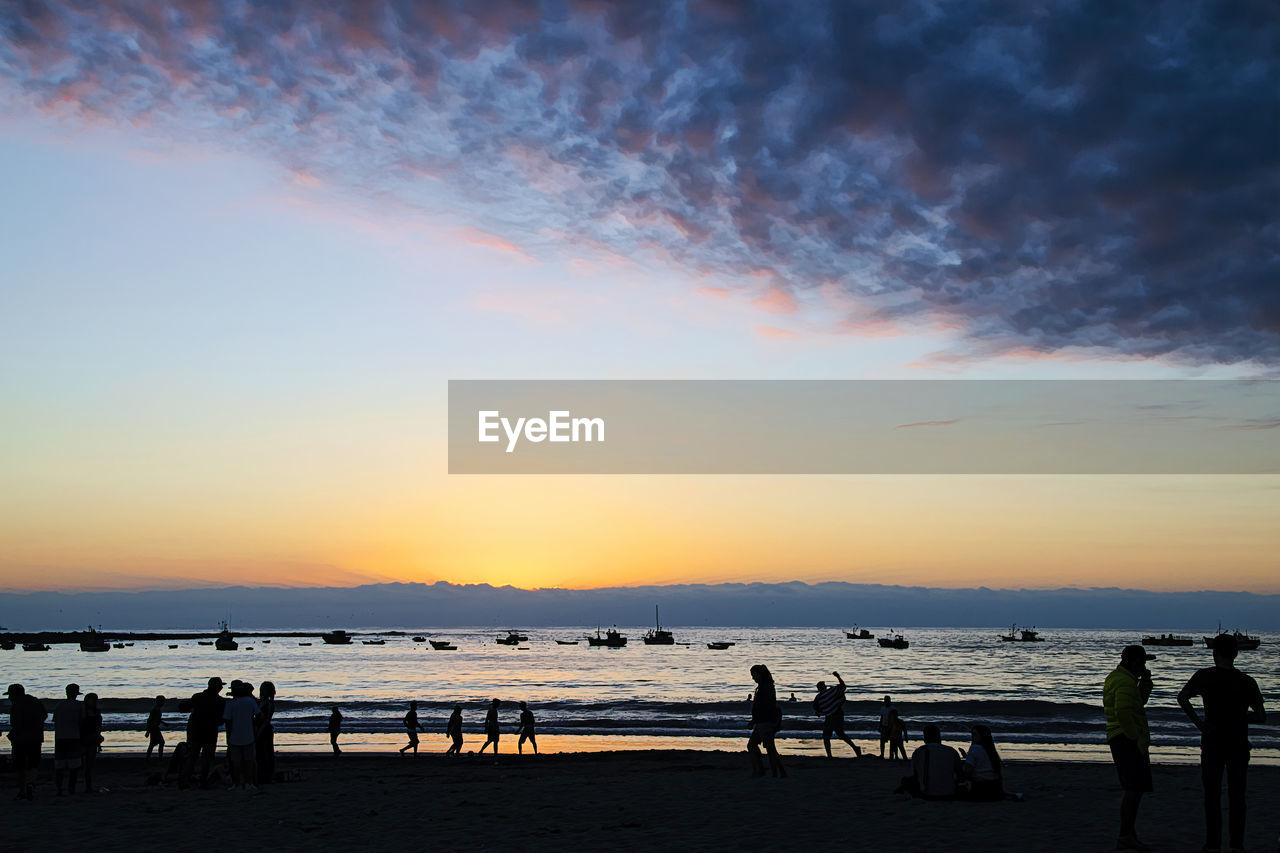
[696,285,732,299]
[755,324,800,340]
[751,286,799,314]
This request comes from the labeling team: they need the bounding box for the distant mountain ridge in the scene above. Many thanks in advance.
[1,580,1275,631]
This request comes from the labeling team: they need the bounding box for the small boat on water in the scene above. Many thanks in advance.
[429,640,457,650]
[878,633,909,649]
[1142,634,1193,647]
[215,621,238,651]
[22,642,51,652]
[79,626,110,653]
[125,642,134,647]
[556,640,579,645]
[1204,628,1261,651]
[412,636,426,642]
[262,639,271,644]
[198,640,213,646]
[113,643,126,649]
[321,630,353,645]
[496,630,527,645]
[999,624,1044,643]
[168,644,178,649]
[845,626,874,640]
[586,626,627,647]
[362,638,386,645]
[298,642,313,646]
[642,606,676,645]
[707,641,735,650]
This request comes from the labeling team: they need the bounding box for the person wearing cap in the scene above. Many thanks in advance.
[1104,645,1156,851]
[178,676,226,789]
[1177,634,1266,853]
[223,680,260,790]
[52,683,87,795]
[5,683,48,801]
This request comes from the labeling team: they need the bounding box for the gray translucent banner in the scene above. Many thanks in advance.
[448,380,1280,474]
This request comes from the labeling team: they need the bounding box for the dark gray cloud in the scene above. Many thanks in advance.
[2,0,1276,363]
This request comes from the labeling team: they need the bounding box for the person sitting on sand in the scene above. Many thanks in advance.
[887,709,909,761]
[445,707,463,756]
[960,724,1003,801]
[328,706,343,755]
[400,700,425,755]
[747,664,786,778]
[81,692,103,794]
[478,699,501,755]
[222,680,260,790]
[516,702,538,755]
[813,671,861,758]
[146,696,166,759]
[895,724,962,800]
[52,683,86,796]
[878,695,894,758]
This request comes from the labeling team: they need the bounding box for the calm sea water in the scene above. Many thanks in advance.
[4,626,1276,763]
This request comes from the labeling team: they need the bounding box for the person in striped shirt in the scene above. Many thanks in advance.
[813,671,861,758]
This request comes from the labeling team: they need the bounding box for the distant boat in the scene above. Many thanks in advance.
[215,621,238,651]
[198,640,214,646]
[321,630,353,645]
[412,636,427,642]
[878,633,909,649]
[362,638,386,645]
[999,624,1044,643]
[707,641,735,650]
[643,605,676,645]
[298,642,313,646]
[586,626,627,647]
[79,626,110,653]
[125,642,134,646]
[113,643,127,649]
[262,639,271,644]
[1204,627,1261,651]
[22,643,51,652]
[168,644,178,649]
[1142,634,1193,647]
[845,626,874,640]
[496,630,527,645]
[556,640,579,645]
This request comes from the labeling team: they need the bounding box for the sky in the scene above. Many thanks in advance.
[1,1,1277,594]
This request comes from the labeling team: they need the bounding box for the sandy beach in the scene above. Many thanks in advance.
[5,750,1278,852]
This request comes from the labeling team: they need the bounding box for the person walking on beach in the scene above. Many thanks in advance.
[223,680,260,790]
[747,664,786,778]
[179,676,226,789]
[516,702,538,755]
[814,671,861,758]
[145,696,166,759]
[1176,634,1266,853]
[878,695,895,758]
[400,701,425,755]
[478,699,501,755]
[52,683,86,796]
[886,710,909,761]
[445,707,464,755]
[6,684,48,800]
[81,692,103,793]
[255,681,276,784]
[328,706,343,755]
[1104,644,1156,852]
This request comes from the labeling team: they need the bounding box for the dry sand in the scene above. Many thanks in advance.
[4,750,1278,852]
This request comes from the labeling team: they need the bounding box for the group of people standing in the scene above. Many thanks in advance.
[3,682,104,799]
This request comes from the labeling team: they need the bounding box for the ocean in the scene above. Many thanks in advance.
[4,626,1276,763]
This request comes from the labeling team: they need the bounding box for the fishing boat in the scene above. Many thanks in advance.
[215,621,238,651]
[113,643,126,649]
[168,644,178,649]
[642,606,675,645]
[22,643,51,651]
[1204,627,1261,651]
[412,636,426,642]
[586,626,627,647]
[877,633,909,649]
[707,641,735,650]
[79,626,110,653]
[321,630,353,645]
[429,639,457,650]
[555,640,579,645]
[496,630,528,645]
[362,638,386,645]
[845,626,874,640]
[1142,634,1194,647]
[262,639,271,644]
[999,624,1044,643]
[298,642,313,646]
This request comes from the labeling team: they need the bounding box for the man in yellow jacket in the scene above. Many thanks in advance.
[1104,645,1156,851]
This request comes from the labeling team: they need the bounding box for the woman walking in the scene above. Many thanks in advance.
[747,664,786,778]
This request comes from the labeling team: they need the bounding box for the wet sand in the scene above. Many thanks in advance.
[5,750,1279,852]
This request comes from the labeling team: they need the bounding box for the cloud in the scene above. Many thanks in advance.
[894,419,961,429]
[2,1,1276,364]
[754,324,799,340]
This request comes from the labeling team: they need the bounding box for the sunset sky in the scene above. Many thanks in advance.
[1,2,1277,593]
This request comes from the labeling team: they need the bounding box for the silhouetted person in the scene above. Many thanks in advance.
[255,681,276,784]
[1177,634,1266,852]
[81,692,103,793]
[747,664,786,778]
[5,684,47,800]
[896,724,962,799]
[445,707,463,755]
[52,683,86,796]
[223,680,260,790]
[479,699,501,755]
[516,702,538,755]
[813,671,861,758]
[328,706,343,755]
[400,701,425,755]
[887,709,909,761]
[961,724,1004,801]
[878,695,894,758]
[146,695,166,759]
[164,741,190,784]
[179,676,226,789]
[1105,645,1155,852]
